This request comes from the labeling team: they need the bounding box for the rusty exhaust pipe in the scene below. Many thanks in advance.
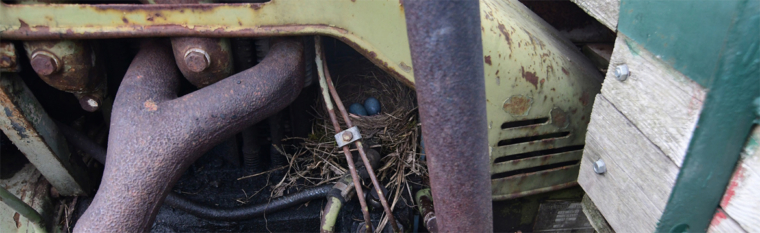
[404,0,494,232]
[74,37,304,232]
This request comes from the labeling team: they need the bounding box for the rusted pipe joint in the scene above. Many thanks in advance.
[74,37,304,232]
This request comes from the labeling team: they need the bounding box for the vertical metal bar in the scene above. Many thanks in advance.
[314,36,373,233]
[403,0,493,232]
[0,73,89,196]
[322,59,401,233]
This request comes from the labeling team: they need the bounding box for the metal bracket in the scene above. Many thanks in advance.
[335,126,361,148]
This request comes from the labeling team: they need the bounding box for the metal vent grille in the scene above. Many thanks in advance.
[480,0,603,200]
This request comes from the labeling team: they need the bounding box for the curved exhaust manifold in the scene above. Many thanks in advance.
[75,38,304,232]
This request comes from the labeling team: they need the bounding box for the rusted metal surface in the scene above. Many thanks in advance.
[0,42,18,72]
[314,36,373,233]
[74,37,304,232]
[170,37,233,87]
[482,0,602,200]
[503,95,533,116]
[492,150,582,174]
[22,40,107,112]
[0,73,89,196]
[0,1,415,87]
[491,164,580,200]
[404,0,493,232]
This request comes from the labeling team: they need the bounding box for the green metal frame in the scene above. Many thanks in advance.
[619,0,760,232]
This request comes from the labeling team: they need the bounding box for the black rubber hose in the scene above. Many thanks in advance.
[165,185,332,221]
[57,122,330,221]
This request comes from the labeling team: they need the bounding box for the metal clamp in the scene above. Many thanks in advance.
[335,126,362,148]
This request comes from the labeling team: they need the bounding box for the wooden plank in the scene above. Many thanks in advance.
[708,209,747,233]
[0,73,89,196]
[581,194,614,233]
[578,95,680,232]
[600,34,706,167]
[719,126,760,232]
[570,0,619,30]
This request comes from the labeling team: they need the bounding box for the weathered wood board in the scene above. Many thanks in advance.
[600,34,705,167]
[579,95,680,232]
[708,209,747,233]
[570,0,619,30]
[719,126,760,232]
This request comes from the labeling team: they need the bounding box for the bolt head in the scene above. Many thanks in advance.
[342,131,353,142]
[30,52,60,76]
[184,49,210,73]
[79,96,100,112]
[614,64,629,81]
[593,159,606,174]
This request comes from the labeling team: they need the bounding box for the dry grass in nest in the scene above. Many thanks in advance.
[268,60,428,231]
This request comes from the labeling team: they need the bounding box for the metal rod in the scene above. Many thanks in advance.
[0,186,47,233]
[314,35,373,233]
[404,0,494,232]
[323,60,400,233]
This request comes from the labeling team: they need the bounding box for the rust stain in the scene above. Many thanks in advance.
[561,67,569,75]
[496,23,512,47]
[484,56,492,65]
[13,212,20,228]
[520,66,538,89]
[502,95,532,116]
[550,108,569,129]
[539,78,545,89]
[144,100,158,111]
[122,17,129,23]
[579,92,590,106]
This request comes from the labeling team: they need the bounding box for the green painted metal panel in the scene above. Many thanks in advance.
[619,0,760,232]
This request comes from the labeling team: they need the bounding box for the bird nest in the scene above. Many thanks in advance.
[271,59,427,221]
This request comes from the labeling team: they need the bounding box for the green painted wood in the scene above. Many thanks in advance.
[618,0,742,88]
[618,0,760,232]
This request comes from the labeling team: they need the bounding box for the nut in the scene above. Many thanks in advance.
[30,51,61,76]
[614,64,629,81]
[342,131,353,141]
[184,48,210,73]
[593,159,606,174]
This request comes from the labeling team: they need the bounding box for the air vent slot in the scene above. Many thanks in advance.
[491,160,580,179]
[500,117,549,129]
[494,145,585,164]
[497,132,570,147]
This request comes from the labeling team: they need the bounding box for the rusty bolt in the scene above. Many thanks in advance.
[30,51,61,76]
[593,159,606,174]
[614,64,629,81]
[79,95,100,112]
[184,48,210,73]
[0,56,14,68]
[342,131,354,142]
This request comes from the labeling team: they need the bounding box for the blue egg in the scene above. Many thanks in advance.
[364,97,381,115]
[349,103,368,116]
